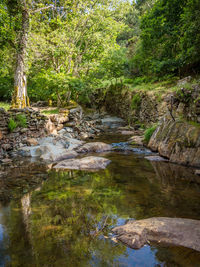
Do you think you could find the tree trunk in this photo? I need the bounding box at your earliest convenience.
[12,3,30,109]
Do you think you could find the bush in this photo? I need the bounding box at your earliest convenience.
[8,118,17,132]
[8,114,27,132]
[144,125,157,143]
[131,93,141,110]
[16,114,27,128]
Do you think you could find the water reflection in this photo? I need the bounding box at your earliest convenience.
[0,152,200,266]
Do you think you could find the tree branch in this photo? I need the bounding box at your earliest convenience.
[31,5,54,14]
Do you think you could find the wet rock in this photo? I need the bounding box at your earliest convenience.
[76,142,112,153]
[54,156,111,170]
[113,217,200,252]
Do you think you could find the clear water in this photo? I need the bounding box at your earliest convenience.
[0,135,200,267]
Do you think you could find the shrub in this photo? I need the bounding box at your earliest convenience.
[131,93,141,110]
[144,125,157,143]
[8,118,17,132]
[16,114,27,128]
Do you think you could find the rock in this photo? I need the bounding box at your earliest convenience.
[145,155,168,162]
[129,136,144,146]
[45,119,57,135]
[18,136,84,162]
[20,128,28,133]
[54,156,111,170]
[76,142,112,153]
[26,138,38,146]
[101,116,126,129]
[18,146,42,157]
[50,114,69,124]
[195,170,200,176]
[2,144,12,151]
[148,117,200,167]
[112,217,200,252]
[0,131,3,140]
[53,151,78,161]
[120,130,135,135]
[1,158,12,164]
[177,76,192,86]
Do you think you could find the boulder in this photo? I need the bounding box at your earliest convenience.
[112,217,200,252]
[148,117,200,167]
[76,142,112,153]
[54,156,111,170]
[19,136,83,161]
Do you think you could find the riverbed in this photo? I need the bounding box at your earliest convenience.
[0,134,200,266]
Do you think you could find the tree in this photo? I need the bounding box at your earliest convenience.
[6,0,55,108]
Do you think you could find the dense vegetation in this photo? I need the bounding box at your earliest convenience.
[0,0,199,106]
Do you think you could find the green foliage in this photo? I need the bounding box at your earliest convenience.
[16,114,27,128]
[8,114,27,131]
[131,93,141,110]
[144,125,157,143]
[8,118,17,132]
[0,101,10,110]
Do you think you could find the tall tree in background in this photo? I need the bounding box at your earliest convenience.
[6,0,54,108]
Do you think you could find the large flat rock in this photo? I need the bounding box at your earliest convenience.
[76,142,112,153]
[112,217,200,252]
[54,156,111,170]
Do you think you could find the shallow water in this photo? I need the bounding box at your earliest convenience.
[0,135,200,266]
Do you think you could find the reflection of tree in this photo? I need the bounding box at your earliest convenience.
[2,154,200,266]
[26,169,127,266]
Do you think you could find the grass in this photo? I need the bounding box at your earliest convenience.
[0,102,11,111]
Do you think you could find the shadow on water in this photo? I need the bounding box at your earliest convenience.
[0,137,200,266]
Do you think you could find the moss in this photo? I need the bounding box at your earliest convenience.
[144,125,157,143]
[42,108,59,115]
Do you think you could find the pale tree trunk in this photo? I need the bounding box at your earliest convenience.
[12,2,30,109]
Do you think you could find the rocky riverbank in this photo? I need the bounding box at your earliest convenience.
[94,77,200,167]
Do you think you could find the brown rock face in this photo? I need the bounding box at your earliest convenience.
[148,117,200,167]
[112,217,200,252]
[76,142,112,153]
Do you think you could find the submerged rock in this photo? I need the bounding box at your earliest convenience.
[113,217,200,252]
[76,142,112,153]
[54,156,111,170]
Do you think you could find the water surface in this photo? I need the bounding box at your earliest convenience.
[0,136,200,266]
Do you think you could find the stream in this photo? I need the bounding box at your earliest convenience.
[0,134,200,266]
